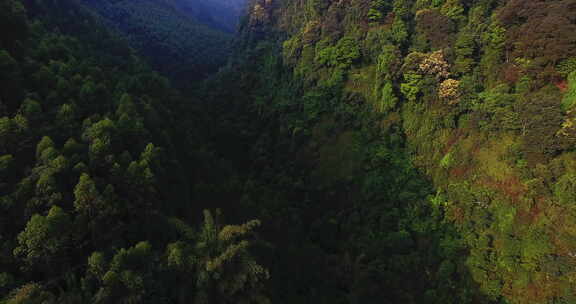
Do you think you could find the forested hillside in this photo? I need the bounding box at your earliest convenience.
[176,0,247,32]
[0,0,268,302]
[210,0,576,303]
[2,0,576,303]
[81,0,240,85]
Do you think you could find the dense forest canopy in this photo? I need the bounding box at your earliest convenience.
[2,0,576,303]
[81,0,247,86]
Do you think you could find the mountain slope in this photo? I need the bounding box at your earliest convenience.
[3,0,576,303]
[198,0,576,303]
[176,0,246,33]
[0,0,269,302]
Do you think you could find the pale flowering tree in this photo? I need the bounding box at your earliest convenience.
[438,79,461,105]
[419,51,451,80]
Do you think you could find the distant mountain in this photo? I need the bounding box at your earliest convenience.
[81,0,245,85]
[176,0,247,33]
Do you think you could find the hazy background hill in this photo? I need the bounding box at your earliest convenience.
[176,0,246,32]
[81,0,247,86]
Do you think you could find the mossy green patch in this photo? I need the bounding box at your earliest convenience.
[476,135,517,183]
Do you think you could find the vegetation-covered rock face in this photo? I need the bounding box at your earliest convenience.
[222,0,576,303]
[2,0,576,303]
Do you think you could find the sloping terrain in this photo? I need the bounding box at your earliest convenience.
[81,0,239,85]
[1,0,268,302]
[177,0,246,32]
[212,0,576,303]
[3,0,576,303]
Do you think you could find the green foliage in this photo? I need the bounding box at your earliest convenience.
[315,45,339,67]
[440,0,464,20]
[85,242,156,304]
[440,151,453,169]
[480,23,506,84]
[557,58,576,77]
[390,17,409,45]
[521,233,551,271]
[73,173,103,216]
[401,73,423,102]
[554,173,576,206]
[194,210,270,304]
[315,37,361,69]
[4,0,576,303]
[378,82,399,112]
[562,72,576,110]
[35,136,54,160]
[221,0,576,303]
[454,29,476,73]
[473,84,520,131]
[393,0,411,18]
[515,75,532,95]
[376,45,401,79]
[82,0,233,84]
[0,1,221,302]
[226,0,576,302]
[14,206,71,267]
[483,24,506,50]
[367,9,383,23]
[336,37,362,66]
[163,210,270,304]
[367,0,389,23]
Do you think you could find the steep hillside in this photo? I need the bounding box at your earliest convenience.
[3,0,576,303]
[0,0,269,302]
[199,0,576,303]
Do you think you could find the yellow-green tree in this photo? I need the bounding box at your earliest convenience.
[166,209,270,304]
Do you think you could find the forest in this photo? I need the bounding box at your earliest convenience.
[82,0,241,85]
[1,0,576,303]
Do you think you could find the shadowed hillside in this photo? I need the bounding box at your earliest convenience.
[178,0,247,32]
[81,0,247,86]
